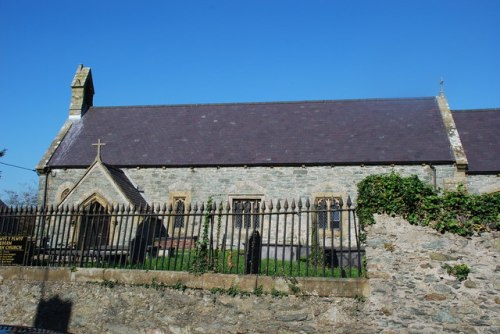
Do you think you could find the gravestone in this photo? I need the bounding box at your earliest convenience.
[129,216,168,265]
[245,230,261,274]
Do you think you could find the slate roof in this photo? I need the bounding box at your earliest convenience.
[105,164,148,206]
[47,97,455,167]
[453,109,500,174]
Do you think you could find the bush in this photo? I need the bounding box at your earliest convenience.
[357,172,500,236]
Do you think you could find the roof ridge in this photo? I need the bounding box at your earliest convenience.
[89,96,436,110]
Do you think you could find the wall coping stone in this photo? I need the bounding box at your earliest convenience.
[0,266,368,298]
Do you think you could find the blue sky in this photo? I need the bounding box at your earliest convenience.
[1,1,499,200]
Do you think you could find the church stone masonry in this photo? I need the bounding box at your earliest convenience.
[37,65,500,210]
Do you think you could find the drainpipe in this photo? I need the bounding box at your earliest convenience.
[430,165,437,191]
[42,167,50,208]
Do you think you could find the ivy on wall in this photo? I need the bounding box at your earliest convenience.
[191,197,212,274]
[356,173,500,236]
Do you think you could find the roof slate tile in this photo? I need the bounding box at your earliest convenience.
[453,109,500,174]
[47,97,455,167]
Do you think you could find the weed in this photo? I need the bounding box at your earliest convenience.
[210,287,226,295]
[271,288,287,298]
[226,285,240,297]
[253,285,264,296]
[289,283,301,295]
[354,294,366,303]
[443,263,470,281]
[173,281,187,291]
[101,280,116,288]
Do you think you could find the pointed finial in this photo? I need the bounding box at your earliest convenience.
[439,78,445,97]
[92,139,106,162]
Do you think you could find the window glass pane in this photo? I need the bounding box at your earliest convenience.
[174,199,185,228]
[331,202,340,229]
[233,199,260,229]
[317,199,328,229]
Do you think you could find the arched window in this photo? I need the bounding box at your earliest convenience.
[174,199,185,228]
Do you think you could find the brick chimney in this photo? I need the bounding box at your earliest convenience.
[69,64,94,119]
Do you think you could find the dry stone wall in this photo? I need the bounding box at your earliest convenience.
[0,214,498,334]
[364,215,499,334]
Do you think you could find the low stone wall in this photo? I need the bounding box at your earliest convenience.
[0,267,368,298]
[364,215,499,333]
[0,214,498,334]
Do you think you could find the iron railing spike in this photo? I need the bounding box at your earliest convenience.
[253,203,259,213]
[347,195,352,208]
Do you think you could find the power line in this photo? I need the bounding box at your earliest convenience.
[0,161,37,173]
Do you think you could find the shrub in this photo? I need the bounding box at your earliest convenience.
[357,172,500,236]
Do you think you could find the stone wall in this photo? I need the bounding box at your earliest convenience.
[42,164,456,206]
[467,174,500,194]
[364,215,499,333]
[0,214,498,333]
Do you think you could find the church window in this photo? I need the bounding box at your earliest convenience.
[233,199,260,229]
[316,197,341,230]
[173,198,186,228]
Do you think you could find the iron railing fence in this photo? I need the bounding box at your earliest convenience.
[0,197,364,278]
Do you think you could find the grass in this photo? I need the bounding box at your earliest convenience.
[53,249,363,278]
[140,249,362,278]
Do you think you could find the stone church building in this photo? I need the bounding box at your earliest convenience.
[37,65,500,213]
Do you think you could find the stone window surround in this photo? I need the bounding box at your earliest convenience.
[228,194,264,231]
[311,191,348,236]
[167,191,192,232]
[232,198,261,229]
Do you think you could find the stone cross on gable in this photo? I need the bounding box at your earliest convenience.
[92,139,106,161]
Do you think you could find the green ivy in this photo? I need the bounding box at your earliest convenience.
[309,203,325,268]
[356,172,499,236]
[190,197,213,274]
